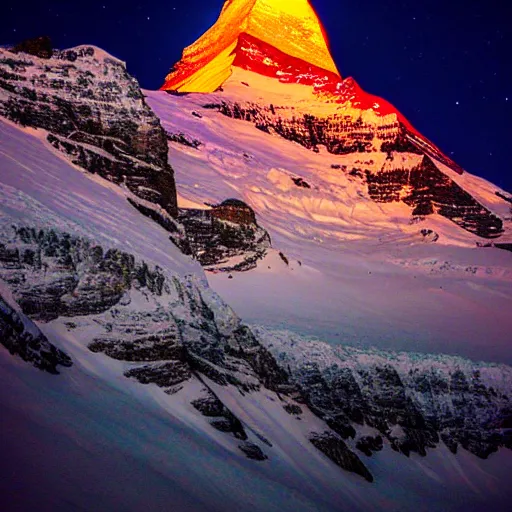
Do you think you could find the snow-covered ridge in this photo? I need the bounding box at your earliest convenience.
[255,325,512,459]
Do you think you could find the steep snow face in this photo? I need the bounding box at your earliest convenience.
[0,119,192,274]
[146,86,512,364]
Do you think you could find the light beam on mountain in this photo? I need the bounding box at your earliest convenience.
[161,0,339,93]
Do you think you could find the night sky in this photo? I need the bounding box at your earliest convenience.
[2,1,510,192]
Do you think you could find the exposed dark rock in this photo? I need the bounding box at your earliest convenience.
[420,229,439,242]
[212,199,257,225]
[126,198,191,254]
[238,441,268,460]
[89,329,185,362]
[0,294,72,374]
[12,36,53,59]
[265,335,512,461]
[178,203,271,272]
[0,227,167,321]
[496,191,512,204]
[278,252,289,266]
[125,361,191,389]
[205,100,505,238]
[292,177,311,189]
[0,45,178,217]
[495,244,512,253]
[356,435,384,456]
[166,131,202,149]
[310,431,373,482]
[283,403,303,415]
[366,156,503,238]
[192,389,248,440]
[0,226,287,401]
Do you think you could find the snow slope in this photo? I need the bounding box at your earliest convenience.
[2,111,512,511]
[145,82,512,364]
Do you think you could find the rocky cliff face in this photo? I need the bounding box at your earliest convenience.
[0,223,307,464]
[201,100,504,238]
[256,327,512,461]
[0,42,177,216]
[0,292,72,374]
[2,217,512,481]
[178,199,271,272]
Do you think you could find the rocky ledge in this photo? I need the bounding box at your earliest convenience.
[178,199,271,272]
[0,293,72,374]
[0,38,177,217]
[256,327,512,461]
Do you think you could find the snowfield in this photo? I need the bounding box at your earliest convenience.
[0,58,511,511]
[145,75,512,365]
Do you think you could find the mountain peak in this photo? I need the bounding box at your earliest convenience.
[161,0,339,92]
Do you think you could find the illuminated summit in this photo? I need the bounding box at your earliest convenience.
[161,0,339,92]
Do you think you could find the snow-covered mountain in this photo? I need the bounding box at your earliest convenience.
[0,2,511,509]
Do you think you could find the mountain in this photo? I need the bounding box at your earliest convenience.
[162,0,510,240]
[0,10,511,512]
[161,0,339,93]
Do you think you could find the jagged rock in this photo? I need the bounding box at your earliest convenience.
[89,329,185,362]
[0,227,167,321]
[125,361,191,388]
[12,36,53,59]
[0,294,71,374]
[204,100,503,238]
[291,177,311,189]
[356,435,384,456]
[166,131,202,149]
[178,202,271,272]
[192,389,248,440]
[310,431,373,482]
[0,45,178,217]
[238,441,268,460]
[283,403,303,415]
[212,199,257,225]
[278,252,289,266]
[258,329,512,461]
[366,156,503,238]
[420,229,439,242]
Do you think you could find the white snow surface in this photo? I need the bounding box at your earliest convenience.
[1,80,512,511]
[145,78,512,365]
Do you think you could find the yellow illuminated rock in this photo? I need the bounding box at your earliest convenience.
[162,0,340,92]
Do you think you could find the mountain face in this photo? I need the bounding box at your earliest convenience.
[161,0,338,93]
[161,0,510,240]
[0,43,178,217]
[1,10,512,512]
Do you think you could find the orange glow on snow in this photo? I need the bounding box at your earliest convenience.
[161,0,339,92]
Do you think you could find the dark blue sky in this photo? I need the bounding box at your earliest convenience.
[2,1,510,191]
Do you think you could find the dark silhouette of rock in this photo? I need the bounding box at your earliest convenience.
[310,431,373,482]
[178,202,271,272]
[0,294,72,374]
[12,36,53,59]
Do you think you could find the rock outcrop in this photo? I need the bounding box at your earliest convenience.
[202,101,503,238]
[0,293,72,374]
[256,328,512,461]
[310,431,374,482]
[0,44,178,217]
[178,199,271,271]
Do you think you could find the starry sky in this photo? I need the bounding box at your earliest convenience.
[2,0,510,191]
